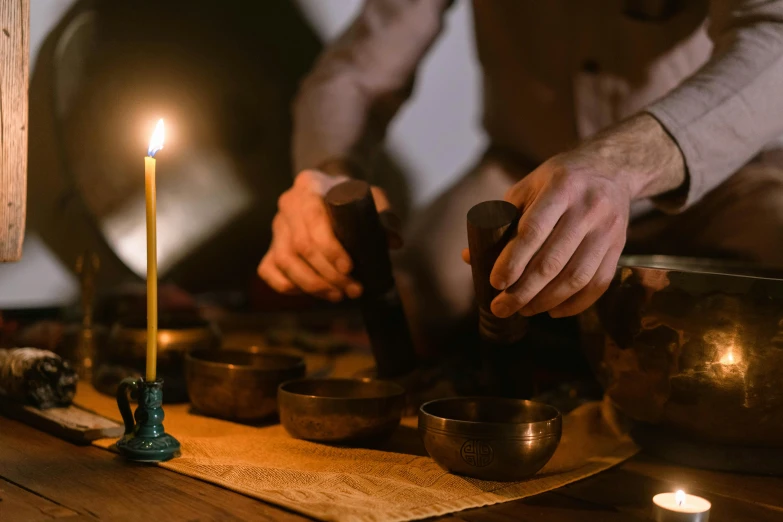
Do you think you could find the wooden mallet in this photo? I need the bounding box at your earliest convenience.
[325,180,417,379]
[466,200,528,345]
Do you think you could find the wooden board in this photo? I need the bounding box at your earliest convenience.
[2,413,783,522]
[0,416,311,521]
[0,477,82,521]
[0,397,123,444]
[0,0,29,261]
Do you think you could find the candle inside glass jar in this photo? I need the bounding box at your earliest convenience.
[653,490,711,521]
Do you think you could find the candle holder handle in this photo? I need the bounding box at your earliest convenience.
[115,377,180,462]
[116,377,138,434]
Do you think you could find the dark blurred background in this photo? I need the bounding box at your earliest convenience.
[0,0,592,404]
[1,0,484,311]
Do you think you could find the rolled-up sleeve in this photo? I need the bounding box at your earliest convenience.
[646,0,783,211]
[292,0,451,175]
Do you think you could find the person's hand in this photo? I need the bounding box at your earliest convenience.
[462,114,685,318]
[258,169,400,301]
[488,153,631,319]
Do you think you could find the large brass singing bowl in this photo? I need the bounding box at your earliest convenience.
[580,256,783,448]
[418,398,561,481]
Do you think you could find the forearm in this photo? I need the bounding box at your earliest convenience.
[644,0,783,209]
[292,0,450,176]
[292,74,376,177]
[574,113,686,201]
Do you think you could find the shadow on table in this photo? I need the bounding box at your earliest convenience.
[372,425,428,457]
[181,406,429,457]
[186,405,282,428]
[301,425,428,457]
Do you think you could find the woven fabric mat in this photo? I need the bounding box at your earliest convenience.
[75,384,637,522]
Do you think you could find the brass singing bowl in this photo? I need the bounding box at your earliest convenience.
[418,397,561,481]
[278,378,405,443]
[580,255,783,447]
[185,349,305,422]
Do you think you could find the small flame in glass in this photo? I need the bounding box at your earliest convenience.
[719,346,737,365]
[676,490,686,507]
[147,119,165,157]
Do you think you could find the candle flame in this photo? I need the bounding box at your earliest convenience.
[676,490,686,507]
[719,345,738,365]
[147,119,165,157]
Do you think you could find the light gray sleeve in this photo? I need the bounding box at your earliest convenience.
[292,0,451,176]
[646,0,783,211]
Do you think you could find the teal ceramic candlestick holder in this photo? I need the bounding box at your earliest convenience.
[115,377,180,462]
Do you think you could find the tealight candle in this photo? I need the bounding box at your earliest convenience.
[653,490,711,522]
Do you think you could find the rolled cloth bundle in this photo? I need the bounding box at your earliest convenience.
[0,348,78,408]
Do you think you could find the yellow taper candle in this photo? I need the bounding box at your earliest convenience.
[145,119,165,381]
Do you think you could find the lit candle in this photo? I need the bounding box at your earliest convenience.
[145,119,165,382]
[719,344,738,365]
[653,490,711,522]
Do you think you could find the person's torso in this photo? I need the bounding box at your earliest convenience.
[472,0,711,163]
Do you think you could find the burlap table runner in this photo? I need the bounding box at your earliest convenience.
[75,384,637,522]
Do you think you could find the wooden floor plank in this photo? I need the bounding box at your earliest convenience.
[4,411,783,522]
[558,463,783,522]
[0,416,312,522]
[434,490,648,522]
[0,476,86,521]
[623,454,783,509]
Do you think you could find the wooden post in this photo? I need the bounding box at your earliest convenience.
[325,180,417,379]
[0,0,29,262]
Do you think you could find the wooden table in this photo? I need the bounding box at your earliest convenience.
[2,415,782,522]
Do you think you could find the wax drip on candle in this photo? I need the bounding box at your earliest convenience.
[676,490,686,507]
[148,119,165,157]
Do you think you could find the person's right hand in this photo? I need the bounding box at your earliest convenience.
[258,169,398,302]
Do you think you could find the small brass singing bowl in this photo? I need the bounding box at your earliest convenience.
[278,378,406,444]
[185,349,305,422]
[418,397,562,481]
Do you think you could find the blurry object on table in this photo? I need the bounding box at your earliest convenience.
[7,318,64,352]
[219,307,366,356]
[92,282,197,326]
[93,313,219,403]
[6,280,220,404]
[218,309,367,381]
[581,255,783,473]
[530,379,603,415]
[0,348,78,408]
[70,251,99,380]
[11,280,198,366]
